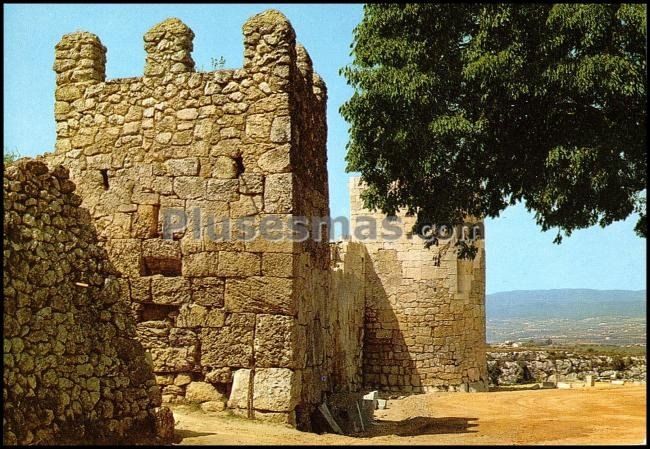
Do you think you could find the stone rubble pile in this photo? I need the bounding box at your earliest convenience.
[487,350,646,386]
[3,159,173,445]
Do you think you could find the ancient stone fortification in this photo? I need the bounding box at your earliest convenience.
[349,178,488,392]
[3,160,172,445]
[46,10,336,427]
[42,8,487,430]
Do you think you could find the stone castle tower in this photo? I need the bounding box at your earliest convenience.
[349,179,488,392]
[45,9,487,429]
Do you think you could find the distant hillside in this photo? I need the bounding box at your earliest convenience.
[487,289,646,320]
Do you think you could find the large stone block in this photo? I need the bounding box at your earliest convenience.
[106,239,142,278]
[166,158,199,176]
[173,176,206,199]
[264,173,292,213]
[254,314,297,368]
[217,251,261,276]
[227,368,251,409]
[181,252,219,277]
[262,253,293,277]
[190,277,225,307]
[177,304,225,328]
[245,113,272,139]
[199,313,255,368]
[257,146,291,173]
[151,275,191,305]
[207,178,239,201]
[130,277,152,303]
[253,368,300,413]
[224,276,294,314]
[185,381,227,403]
[150,347,198,373]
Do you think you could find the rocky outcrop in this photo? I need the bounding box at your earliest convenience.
[487,350,646,386]
[3,159,173,445]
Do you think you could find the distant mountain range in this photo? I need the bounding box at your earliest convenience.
[487,289,647,320]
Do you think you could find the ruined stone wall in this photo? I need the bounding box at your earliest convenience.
[349,177,488,393]
[3,160,172,445]
[487,350,647,386]
[328,241,366,392]
[45,10,333,427]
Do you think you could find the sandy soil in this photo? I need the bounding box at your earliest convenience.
[171,383,646,445]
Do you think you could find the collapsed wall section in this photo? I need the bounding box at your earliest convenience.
[349,177,488,392]
[3,159,172,445]
[45,10,334,427]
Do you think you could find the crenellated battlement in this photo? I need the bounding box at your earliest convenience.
[54,10,317,93]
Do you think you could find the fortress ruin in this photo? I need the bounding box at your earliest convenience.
[20,8,487,433]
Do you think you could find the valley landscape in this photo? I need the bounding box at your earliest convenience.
[487,289,646,347]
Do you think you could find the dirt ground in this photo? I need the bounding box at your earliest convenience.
[171,383,646,445]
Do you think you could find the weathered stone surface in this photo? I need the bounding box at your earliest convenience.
[253,368,300,412]
[166,158,199,176]
[262,253,293,277]
[3,160,172,444]
[200,401,227,412]
[270,116,291,143]
[177,304,225,328]
[185,381,227,403]
[258,147,291,173]
[239,174,264,194]
[205,367,232,384]
[254,314,296,368]
[199,314,255,368]
[151,276,191,305]
[213,156,239,179]
[173,176,206,199]
[182,252,219,277]
[217,251,261,276]
[227,369,251,409]
[190,277,225,307]
[207,179,239,201]
[224,277,294,314]
[264,173,292,213]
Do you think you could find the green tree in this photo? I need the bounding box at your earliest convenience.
[3,148,20,167]
[341,4,647,250]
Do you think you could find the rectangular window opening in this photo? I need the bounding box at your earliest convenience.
[141,256,182,277]
[100,169,109,190]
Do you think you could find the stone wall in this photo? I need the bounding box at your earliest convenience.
[349,177,489,393]
[45,10,334,428]
[328,241,367,392]
[40,7,491,432]
[3,159,172,445]
[487,350,647,386]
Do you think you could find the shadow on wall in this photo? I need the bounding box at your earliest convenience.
[362,246,423,391]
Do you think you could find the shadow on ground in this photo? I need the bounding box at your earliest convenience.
[489,384,548,392]
[174,429,218,442]
[360,416,479,438]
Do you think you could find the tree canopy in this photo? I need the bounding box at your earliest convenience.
[341,4,647,246]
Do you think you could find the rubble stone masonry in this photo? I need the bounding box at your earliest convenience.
[45,10,335,428]
[3,160,173,445]
[38,8,488,432]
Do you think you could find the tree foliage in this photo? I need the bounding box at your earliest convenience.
[3,148,20,167]
[341,4,647,244]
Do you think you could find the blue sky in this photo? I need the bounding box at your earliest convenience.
[4,4,646,294]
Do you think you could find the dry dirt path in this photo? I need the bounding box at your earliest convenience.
[171,383,646,445]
